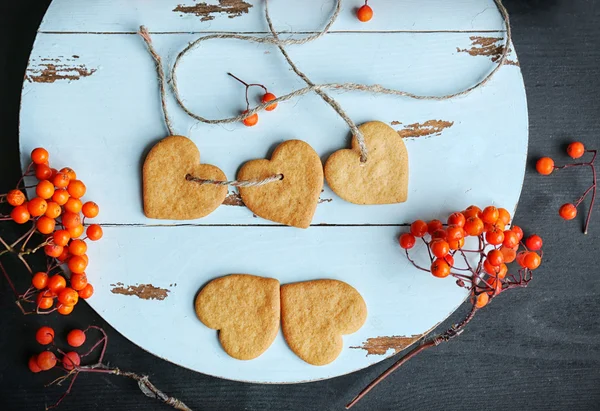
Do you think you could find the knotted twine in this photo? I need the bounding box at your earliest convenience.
[141,0,511,185]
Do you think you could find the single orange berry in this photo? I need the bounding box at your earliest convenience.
[511,225,524,240]
[566,141,585,159]
[502,230,519,248]
[47,275,67,294]
[431,228,447,241]
[67,180,86,199]
[45,201,62,219]
[81,254,89,265]
[27,197,48,217]
[536,157,554,175]
[68,224,85,238]
[53,172,70,189]
[525,234,543,251]
[430,239,450,258]
[447,212,466,228]
[410,220,428,237]
[431,259,451,278]
[62,352,81,371]
[446,226,464,241]
[7,189,25,206]
[399,233,416,249]
[81,201,99,218]
[10,205,30,224]
[35,180,55,200]
[59,167,77,180]
[262,92,277,111]
[36,351,57,371]
[70,273,88,291]
[483,258,499,275]
[472,293,489,308]
[481,206,499,224]
[516,251,528,268]
[559,203,577,220]
[485,226,505,246]
[67,329,86,347]
[36,216,56,234]
[68,255,88,274]
[64,197,83,214]
[523,252,542,270]
[444,254,454,267]
[35,164,53,180]
[62,211,81,229]
[36,292,54,310]
[464,216,484,236]
[463,205,482,219]
[487,249,504,266]
[426,219,442,235]
[28,356,42,373]
[86,224,103,241]
[356,3,373,22]
[242,110,258,127]
[57,247,71,262]
[497,208,511,225]
[69,239,87,256]
[448,238,464,250]
[44,244,64,258]
[51,188,70,205]
[78,284,94,299]
[497,263,508,280]
[53,230,71,247]
[58,287,79,306]
[32,272,49,290]
[57,303,74,315]
[31,147,49,165]
[500,245,517,263]
[35,326,55,345]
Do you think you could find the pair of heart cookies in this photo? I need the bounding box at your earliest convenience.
[195,275,367,366]
[143,121,409,228]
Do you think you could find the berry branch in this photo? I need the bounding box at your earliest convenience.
[347,205,541,408]
[227,72,277,127]
[536,142,597,234]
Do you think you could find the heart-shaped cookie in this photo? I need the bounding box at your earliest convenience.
[237,140,323,228]
[324,121,409,205]
[143,135,227,219]
[195,274,281,360]
[281,279,367,366]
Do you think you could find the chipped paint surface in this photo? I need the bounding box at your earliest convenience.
[110,282,170,301]
[395,119,454,139]
[457,36,519,66]
[351,335,421,356]
[26,56,96,83]
[173,0,252,22]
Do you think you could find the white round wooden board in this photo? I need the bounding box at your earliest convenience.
[20,0,528,383]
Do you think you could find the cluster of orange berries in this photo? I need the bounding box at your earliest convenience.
[29,326,86,373]
[399,206,543,308]
[5,148,103,314]
[356,1,373,22]
[536,141,596,233]
[227,72,277,127]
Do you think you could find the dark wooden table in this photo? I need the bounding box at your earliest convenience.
[1,1,599,410]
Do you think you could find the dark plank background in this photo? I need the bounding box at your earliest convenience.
[1,1,599,410]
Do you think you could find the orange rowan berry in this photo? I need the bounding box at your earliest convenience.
[62,352,81,371]
[78,284,94,299]
[463,205,482,219]
[431,259,451,278]
[58,287,79,306]
[444,254,455,267]
[487,249,504,266]
[51,188,70,205]
[44,201,62,219]
[36,292,54,310]
[497,208,511,225]
[70,274,88,291]
[81,254,89,265]
[7,189,25,206]
[47,275,67,294]
[27,197,48,217]
[53,230,71,247]
[523,252,541,270]
[59,167,77,180]
[36,216,56,234]
[516,251,528,268]
[447,212,466,228]
[31,148,49,165]
[53,172,70,188]
[464,216,484,236]
[500,245,517,263]
[356,2,373,22]
[497,263,508,279]
[86,224,103,241]
[10,205,30,224]
[262,92,277,111]
[68,255,87,274]
[28,356,42,373]
[35,326,55,345]
[44,244,64,258]
[448,238,464,250]
[62,211,81,229]
[32,272,48,290]
[410,220,428,237]
[511,225,524,241]
[69,239,87,256]
[36,351,57,371]
[472,293,489,308]
[431,228,447,241]
[566,141,585,159]
[57,247,71,262]
[67,180,86,199]
[82,201,99,218]
[67,329,86,347]
[483,258,499,275]
[559,203,577,220]
[399,233,416,249]
[430,239,450,258]
[446,226,464,241]
[485,226,504,246]
[481,206,499,224]
[35,180,55,200]
[65,197,82,214]
[242,110,258,127]
[427,219,443,235]
[536,157,554,175]
[525,234,543,251]
[35,164,53,180]
[68,224,85,238]
[57,303,74,315]
[502,230,519,248]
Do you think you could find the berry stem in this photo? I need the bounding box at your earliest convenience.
[0,261,20,298]
[227,72,268,110]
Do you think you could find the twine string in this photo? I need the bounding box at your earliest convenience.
[185,173,283,188]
